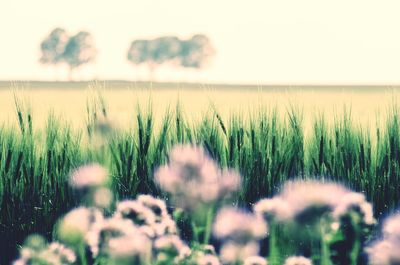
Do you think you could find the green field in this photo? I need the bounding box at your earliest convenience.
[2,82,400,264]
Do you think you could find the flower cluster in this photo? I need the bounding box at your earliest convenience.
[14,145,391,265]
[69,163,113,208]
[254,180,374,226]
[213,207,268,263]
[284,256,313,265]
[155,145,241,210]
[50,195,188,265]
[367,214,400,264]
[14,236,76,265]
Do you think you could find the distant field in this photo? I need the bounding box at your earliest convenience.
[1,81,399,131]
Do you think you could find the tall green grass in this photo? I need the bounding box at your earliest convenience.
[1,99,400,263]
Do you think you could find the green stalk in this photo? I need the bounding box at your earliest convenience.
[79,243,88,265]
[203,206,215,245]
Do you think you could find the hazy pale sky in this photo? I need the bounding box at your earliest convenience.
[1,0,400,84]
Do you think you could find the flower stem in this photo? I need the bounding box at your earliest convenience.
[79,243,88,265]
[203,206,214,245]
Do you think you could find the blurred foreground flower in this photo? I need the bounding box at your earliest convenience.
[57,207,103,246]
[284,256,313,265]
[213,207,267,263]
[367,214,400,265]
[244,256,268,265]
[254,180,374,226]
[254,180,374,264]
[70,163,108,189]
[13,235,76,265]
[69,163,113,208]
[154,235,191,264]
[86,217,140,257]
[155,145,241,210]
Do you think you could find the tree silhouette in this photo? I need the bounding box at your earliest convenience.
[63,31,97,80]
[179,34,215,69]
[39,28,97,80]
[39,28,69,66]
[127,36,181,79]
[127,34,214,80]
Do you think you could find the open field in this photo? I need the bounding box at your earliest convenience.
[2,82,400,264]
[1,81,400,130]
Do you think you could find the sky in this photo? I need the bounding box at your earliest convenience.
[1,0,400,84]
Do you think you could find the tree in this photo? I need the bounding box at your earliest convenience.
[63,31,97,80]
[39,28,69,66]
[127,36,181,79]
[179,34,215,69]
[39,28,97,80]
[127,34,215,80]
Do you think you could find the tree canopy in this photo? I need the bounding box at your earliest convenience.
[127,34,215,78]
[39,28,97,79]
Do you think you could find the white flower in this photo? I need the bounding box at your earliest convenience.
[114,200,157,226]
[266,180,375,225]
[279,181,349,220]
[154,235,191,262]
[86,217,139,257]
[284,256,313,265]
[13,242,76,265]
[107,234,152,262]
[220,241,260,263]
[253,197,291,221]
[93,187,113,208]
[333,192,375,225]
[197,254,221,265]
[69,163,108,189]
[58,207,103,244]
[152,215,178,237]
[367,213,400,264]
[137,194,169,219]
[213,207,267,243]
[383,214,400,240]
[244,256,268,265]
[155,145,241,209]
[47,242,76,263]
[366,240,394,265]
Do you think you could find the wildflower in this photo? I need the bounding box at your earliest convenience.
[279,181,349,222]
[197,254,221,265]
[57,207,103,245]
[47,242,76,264]
[69,163,108,189]
[244,256,268,265]
[284,256,313,265]
[93,187,113,208]
[114,200,157,226]
[153,215,178,237]
[220,241,260,264]
[13,241,76,265]
[383,214,400,240]
[253,197,291,221]
[203,245,217,255]
[86,217,139,257]
[366,213,400,264]
[107,234,152,263]
[332,192,375,225]
[367,239,400,265]
[155,145,241,210]
[137,194,169,219]
[154,235,191,263]
[213,207,267,243]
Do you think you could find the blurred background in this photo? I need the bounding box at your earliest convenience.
[2,0,400,84]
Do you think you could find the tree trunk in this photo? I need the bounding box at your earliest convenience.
[68,66,73,81]
[148,62,156,82]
